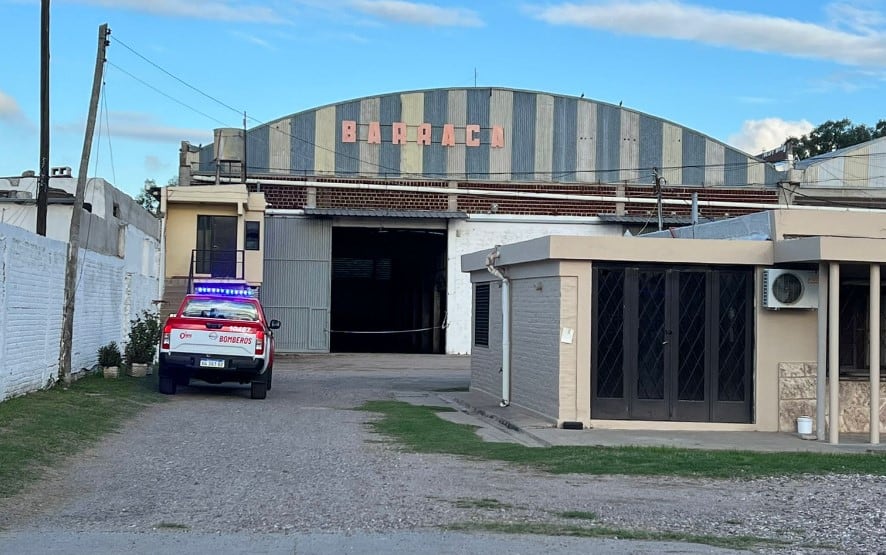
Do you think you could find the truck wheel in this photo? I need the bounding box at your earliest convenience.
[159,376,177,395]
[250,379,267,400]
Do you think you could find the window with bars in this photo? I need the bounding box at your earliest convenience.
[474,283,490,347]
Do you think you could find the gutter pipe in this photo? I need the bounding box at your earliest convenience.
[485,247,510,407]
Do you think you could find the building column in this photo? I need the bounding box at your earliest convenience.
[829,262,841,444]
[870,263,881,445]
[816,262,829,441]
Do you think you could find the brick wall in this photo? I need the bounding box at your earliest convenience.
[252,177,777,218]
[470,279,502,399]
[510,277,561,419]
[0,223,159,401]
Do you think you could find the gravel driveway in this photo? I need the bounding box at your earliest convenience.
[0,354,883,554]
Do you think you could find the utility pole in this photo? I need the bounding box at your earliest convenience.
[242,111,247,184]
[57,24,110,384]
[37,0,50,236]
[653,167,665,232]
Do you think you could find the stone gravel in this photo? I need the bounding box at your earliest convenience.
[1,354,884,554]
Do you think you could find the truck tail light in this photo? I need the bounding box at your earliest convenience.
[255,330,265,355]
[162,324,171,350]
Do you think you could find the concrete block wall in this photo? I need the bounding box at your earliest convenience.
[0,222,159,401]
[510,276,561,419]
[470,279,502,399]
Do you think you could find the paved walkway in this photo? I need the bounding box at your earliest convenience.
[436,390,886,454]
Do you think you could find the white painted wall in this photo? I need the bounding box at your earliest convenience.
[445,216,623,354]
[0,221,159,401]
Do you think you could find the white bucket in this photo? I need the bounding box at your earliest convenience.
[797,416,813,435]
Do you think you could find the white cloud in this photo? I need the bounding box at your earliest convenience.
[350,0,483,27]
[0,90,32,129]
[727,118,814,155]
[68,0,286,23]
[230,31,276,50]
[55,112,212,143]
[531,1,886,66]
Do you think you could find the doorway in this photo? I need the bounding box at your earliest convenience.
[592,265,754,423]
[196,215,238,277]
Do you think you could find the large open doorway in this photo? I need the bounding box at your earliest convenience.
[591,264,754,423]
[331,227,446,353]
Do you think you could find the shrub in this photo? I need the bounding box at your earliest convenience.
[125,311,161,364]
[97,342,123,367]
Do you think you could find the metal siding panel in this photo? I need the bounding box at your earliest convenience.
[704,140,725,186]
[845,145,869,186]
[802,165,818,187]
[511,91,536,180]
[682,130,705,185]
[335,101,361,177]
[262,216,332,352]
[747,160,765,185]
[662,123,682,185]
[268,118,291,174]
[291,112,315,176]
[552,96,577,181]
[596,103,620,183]
[314,106,336,176]
[400,92,424,177]
[724,148,748,186]
[489,89,513,181]
[619,110,640,182]
[534,94,554,181]
[247,125,269,175]
[466,89,490,180]
[637,115,661,185]
[870,141,886,187]
[379,94,402,177]
[446,89,467,179]
[359,97,381,177]
[576,100,596,183]
[423,90,449,178]
[199,144,215,173]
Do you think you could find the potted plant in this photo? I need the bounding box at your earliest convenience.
[97,341,123,378]
[125,310,161,377]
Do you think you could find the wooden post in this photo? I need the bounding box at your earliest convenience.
[57,24,110,383]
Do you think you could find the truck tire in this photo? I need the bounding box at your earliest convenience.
[159,376,177,395]
[250,379,267,400]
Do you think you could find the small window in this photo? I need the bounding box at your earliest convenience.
[244,221,260,250]
[112,202,121,218]
[474,283,490,347]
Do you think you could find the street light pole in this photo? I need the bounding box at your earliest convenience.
[653,167,665,232]
[37,0,50,236]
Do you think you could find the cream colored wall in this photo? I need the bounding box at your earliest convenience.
[770,210,886,240]
[243,207,264,285]
[165,204,240,278]
[558,261,591,424]
[754,267,819,431]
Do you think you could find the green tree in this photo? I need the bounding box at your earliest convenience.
[136,179,160,216]
[789,118,886,160]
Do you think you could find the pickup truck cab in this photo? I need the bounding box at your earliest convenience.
[158,293,281,399]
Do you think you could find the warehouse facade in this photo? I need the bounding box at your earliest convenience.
[174,87,783,354]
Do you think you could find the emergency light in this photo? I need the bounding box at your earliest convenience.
[194,285,256,297]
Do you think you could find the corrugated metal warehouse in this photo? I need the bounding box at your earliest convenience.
[178,87,785,355]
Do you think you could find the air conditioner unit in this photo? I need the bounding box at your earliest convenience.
[762,269,819,310]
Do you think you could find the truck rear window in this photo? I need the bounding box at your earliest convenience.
[181,299,259,321]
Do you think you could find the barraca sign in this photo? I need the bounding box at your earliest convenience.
[341,121,505,148]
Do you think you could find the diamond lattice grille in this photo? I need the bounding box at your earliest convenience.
[595,269,625,398]
[718,272,749,402]
[678,272,707,401]
[637,271,665,400]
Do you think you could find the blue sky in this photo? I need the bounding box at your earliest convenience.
[2,0,885,197]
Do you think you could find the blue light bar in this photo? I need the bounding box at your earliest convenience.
[194,285,256,297]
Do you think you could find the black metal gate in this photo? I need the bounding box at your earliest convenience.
[591,265,753,423]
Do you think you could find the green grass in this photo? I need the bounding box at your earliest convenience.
[445,521,786,551]
[557,510,598,521]
[0,372,164,498]
[359,400,886,478]
[453,497,513,509]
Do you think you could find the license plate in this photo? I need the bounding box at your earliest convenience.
[200,358,225,368]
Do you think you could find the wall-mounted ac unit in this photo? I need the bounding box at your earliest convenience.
[762,269,819,310]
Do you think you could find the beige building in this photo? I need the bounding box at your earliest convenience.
[159,184,267,317]
[463,209,886,444]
